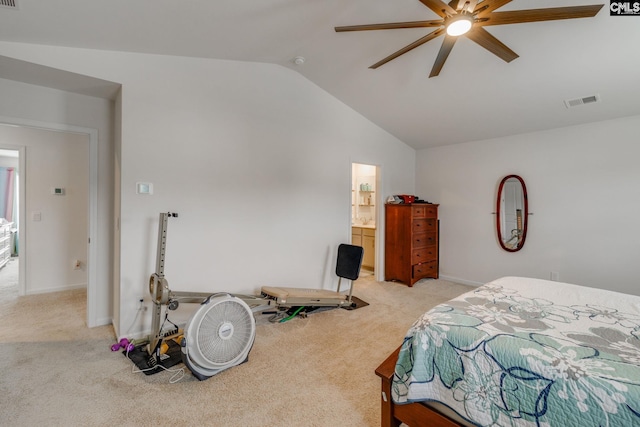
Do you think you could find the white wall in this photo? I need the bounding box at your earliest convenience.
[416,115,640,295]
[0,77,114,324]
[0,42,416,337]
[0,125,89,292]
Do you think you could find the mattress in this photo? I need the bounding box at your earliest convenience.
[392,276,640,426]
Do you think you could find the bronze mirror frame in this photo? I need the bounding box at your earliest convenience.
[496,175,528,252]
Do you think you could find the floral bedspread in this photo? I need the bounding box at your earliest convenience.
[392,276,640,427]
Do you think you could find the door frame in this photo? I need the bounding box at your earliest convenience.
[0,115,98,327]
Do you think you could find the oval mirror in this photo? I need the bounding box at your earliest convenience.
[496,175,528,252]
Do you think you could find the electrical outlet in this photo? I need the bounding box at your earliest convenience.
[550,271,560,281]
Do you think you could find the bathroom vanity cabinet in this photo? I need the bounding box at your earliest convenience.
[351,226,375,270]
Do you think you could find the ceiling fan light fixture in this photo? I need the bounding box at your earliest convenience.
[446,14,473,36]
[336,1,604,76]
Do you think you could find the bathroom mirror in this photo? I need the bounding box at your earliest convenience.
[496,175,528,252]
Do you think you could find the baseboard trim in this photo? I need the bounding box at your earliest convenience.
[25,283,87,295]
[95,317,112,327]
[439,275,483,287]
[124,330,152,341]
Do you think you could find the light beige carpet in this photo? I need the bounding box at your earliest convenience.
[0,257,18,292]
[0,276,472,426]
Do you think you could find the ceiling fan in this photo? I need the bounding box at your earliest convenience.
[335,0,604,77]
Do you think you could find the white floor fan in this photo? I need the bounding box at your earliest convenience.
[181,293,256,380]
[141,212,364,380]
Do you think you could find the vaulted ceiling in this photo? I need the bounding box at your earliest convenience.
[0,0,638,149]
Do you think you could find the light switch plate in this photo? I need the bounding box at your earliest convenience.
[136,182,153,195]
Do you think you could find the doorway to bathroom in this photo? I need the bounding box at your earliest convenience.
[351,163,378,277]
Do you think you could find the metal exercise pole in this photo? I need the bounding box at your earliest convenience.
[149,212,171,358]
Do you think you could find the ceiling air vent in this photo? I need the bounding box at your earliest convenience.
[0,0,18,9]
[564,94,600,109]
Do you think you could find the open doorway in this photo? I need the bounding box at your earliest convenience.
[0,121,97,327]
[351,163,379,277]
[0,148,19,295]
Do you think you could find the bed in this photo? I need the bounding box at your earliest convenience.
[375,276,640,427]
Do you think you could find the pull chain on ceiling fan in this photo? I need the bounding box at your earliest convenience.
[335,0,604,77]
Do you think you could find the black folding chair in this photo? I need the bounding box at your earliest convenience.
[335,243,364,304]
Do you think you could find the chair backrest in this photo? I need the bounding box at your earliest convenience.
[336,243,364,280]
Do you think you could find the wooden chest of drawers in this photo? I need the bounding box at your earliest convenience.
[385,203,438,286]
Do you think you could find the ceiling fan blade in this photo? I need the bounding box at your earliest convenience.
[335,20,443,32]
[465,26,519,62]
[429,35,458,77]
[370,28,446,69]
[418,0,457,18]
[478,5,604,26]
[474,0,513,16]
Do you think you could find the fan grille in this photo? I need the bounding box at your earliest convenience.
[0,0,18,9]
[196,300,254,365]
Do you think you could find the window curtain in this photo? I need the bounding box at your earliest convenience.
[0,167,15,222]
